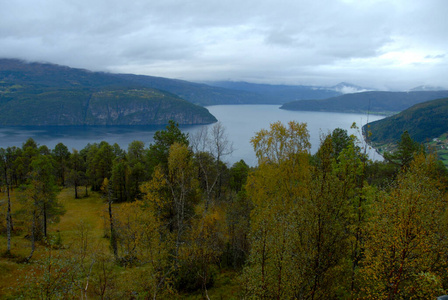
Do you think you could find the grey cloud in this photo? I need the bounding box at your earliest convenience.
[1,0,447,90]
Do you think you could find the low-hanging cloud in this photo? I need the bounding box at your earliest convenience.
[1,0,447,90]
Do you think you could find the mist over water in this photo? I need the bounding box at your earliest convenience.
[0,105,384,166]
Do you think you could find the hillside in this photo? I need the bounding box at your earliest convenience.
[365,97,448,145]
[0,59,347,107]
[0,84,216,126]
[0,59,217,125]
[113,74,270,105]
[0,59,269,106]
[280,91,448,114]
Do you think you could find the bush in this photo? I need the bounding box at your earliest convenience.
[174,260,218,293]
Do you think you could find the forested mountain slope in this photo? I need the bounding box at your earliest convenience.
[280,90,448,114]
[0,59,266,106]
[0,59,346,107]
[365,97,448,144]
[0,59,216,125]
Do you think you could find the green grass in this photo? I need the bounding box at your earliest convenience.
[53,188,106,241]
[0,187,242,298]
[0,187,108,298]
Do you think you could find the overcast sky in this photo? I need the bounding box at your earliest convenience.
[1,0,447,90]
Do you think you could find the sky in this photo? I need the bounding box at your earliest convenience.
[1,0,447,90]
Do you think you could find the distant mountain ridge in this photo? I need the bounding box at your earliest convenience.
[202,81,342,102]
[280,90,448,114]
[0,58,350,107]
[112,74,269,105]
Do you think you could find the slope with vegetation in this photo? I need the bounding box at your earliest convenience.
[0,59,217,125]
[0,84,217,126]
[280,90,448,114]
[1,120,448,299]
[1,58,343,109]
[365,97,448,166]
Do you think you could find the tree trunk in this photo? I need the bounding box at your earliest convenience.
[43,202,47,238]
[74,181,79,199]
[26,209,37,262]
[6,182,12,254]
[108,195,118,259]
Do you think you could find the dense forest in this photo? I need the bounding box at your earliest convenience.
[1,120,448,299]
[366,97,448,144]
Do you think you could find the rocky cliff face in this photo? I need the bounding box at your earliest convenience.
[84,90,216,125]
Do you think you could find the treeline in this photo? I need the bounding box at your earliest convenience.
[1,120,448,299]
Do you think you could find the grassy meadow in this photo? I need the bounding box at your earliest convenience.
[0,187,240,299]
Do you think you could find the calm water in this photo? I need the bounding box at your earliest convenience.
[0,105,384,166]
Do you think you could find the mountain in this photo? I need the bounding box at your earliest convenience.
[112,74,269,105]
[203,81,342,103]
[364,97,448,145]
[0,59,216,126]
[0,58,127,88]
[280,91,448,114]
[0,58,275,106]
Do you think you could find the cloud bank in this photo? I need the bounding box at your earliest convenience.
[1,0,447,90]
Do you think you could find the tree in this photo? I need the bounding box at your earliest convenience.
[100,178,118,260]
[14,138,39,184]
[113,200,173,297]
[141,142,199,264]
[242,121,312,299]
[127,140,147,200]
[304,133,361,298]
[251,121,311,165]
[147,120,189,176]
[384,130,424,169]
[229,159,250,193]
[360,153,448,299]
[110,157,129,203]
[177,206,227,297]
[67,149,87,199]
[243,122,369,298]
[190,122,234,209]
[319,129,371,294]
[23,154,64,261]
[86,142,115,191]
[330,128,351,159]
[0,148,13,254]
[52,143,70,186]
[167,142,199,259]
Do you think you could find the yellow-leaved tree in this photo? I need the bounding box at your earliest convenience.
[242,123,373,298]
[242,121,312,299]
[360,153,448,299]
[113,200,172,298]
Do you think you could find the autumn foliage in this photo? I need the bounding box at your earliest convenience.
[1,121,448,299]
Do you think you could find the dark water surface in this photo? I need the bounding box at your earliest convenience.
[0,105,384,166]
